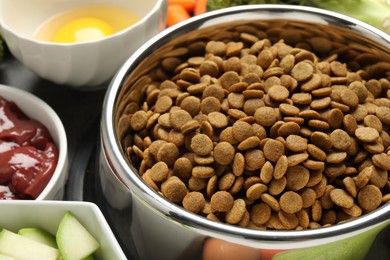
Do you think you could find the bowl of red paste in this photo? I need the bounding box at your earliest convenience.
[0,84,68,200]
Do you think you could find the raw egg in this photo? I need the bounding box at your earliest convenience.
[34,4,139,43]
[52,17,113,43]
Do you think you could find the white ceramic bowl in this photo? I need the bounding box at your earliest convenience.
[0,200,127,259]
[0,0,167,89]
[0,84,68,200]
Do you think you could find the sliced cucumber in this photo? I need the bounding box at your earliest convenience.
[0,229,60,260]
[18,227,58,248]
[56,212,100,260]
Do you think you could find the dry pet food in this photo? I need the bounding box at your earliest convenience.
[117,20,390,230]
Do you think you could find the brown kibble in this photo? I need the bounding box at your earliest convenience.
[246,183,268,201]
[232,152,245,176]
[192,166,215,178]
[250,203,271,225]
[369,167,388,188]
[173,157,193,179]
[301,73,322,92]
[339,88,359,108]
[342,203,362,217]
[201,96,221,114]
[268,85,290,101]
[355,165,374,189]
[308,119,330,131]
[343,114,358,136]
[355,127,379,143]
[287,153,309,167]
[210,191,234,212]
[269,177,287,196]
[182,192,206,213]
[307,144,327,161]
[170,109,192,130]
[297,210,310,229]
[199,60,219,77]
[327,108,344,129]
[206,176,218,197]
[203,84,225,101]
[330,189,354,208]
[326,152,347,164]
[260,161,274,184]
[254,106,279,126]
[181,120,200,134]
[237,136,261,151]
[191,134,214,156]
[278,211,299,230]
[311,199,323,222]
[311,97,331,110]
[363,115,383,133]
[245,149,266,170]
[306,170,323,187]
[291,93,312,105]
[150,161,169,182]
[372,153,390,170]
[206,41,227,56]
[277,122,301,137]
[220,71,240,89]
[285,165,310,191]
[161,176,188,203]
[218,172,235,191]
[260,193,280,212]
[263,139,285,162]
[214,142,235,165]
[155,96,173,113]
[311,131,333,151]
[119,29,390,231]
[130,111,148,132]
[181,96,201,117]
[280,191,303,214]
[348,81,368,103]
[330,129,351,151]
[226,199,247,224]
[157,143,179,167]
[279,103,300,116]
[232,121,254,142]
[208,111,228,128]
[298,188,317,208]
[291,61,314,82]
[358,185,382,211]
[274,155,288,180]
[376,106,390,125]
[227,92,245,109]
[286,135,308,152]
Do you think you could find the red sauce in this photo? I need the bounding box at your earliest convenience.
[0,96,59,199]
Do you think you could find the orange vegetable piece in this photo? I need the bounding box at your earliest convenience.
[166,4,191,27]
[194,0,208,16]
[168,0,196,13]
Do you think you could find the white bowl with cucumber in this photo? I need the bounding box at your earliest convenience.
[0,200,126,260]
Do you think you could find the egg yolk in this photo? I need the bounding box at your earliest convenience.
[53,17,113,43]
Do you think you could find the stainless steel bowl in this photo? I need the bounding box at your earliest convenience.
[99,5,390,260]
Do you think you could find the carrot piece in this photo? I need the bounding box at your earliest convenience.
[166,4,191,27]
[194,0,207,16]
[168,0,196,13]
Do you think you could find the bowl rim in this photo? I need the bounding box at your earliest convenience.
[0,0,166,46]
[102,4,390,246]
[0,84,68,200]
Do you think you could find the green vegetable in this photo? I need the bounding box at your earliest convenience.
[298,0,390,34]
[207,0,390,33]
